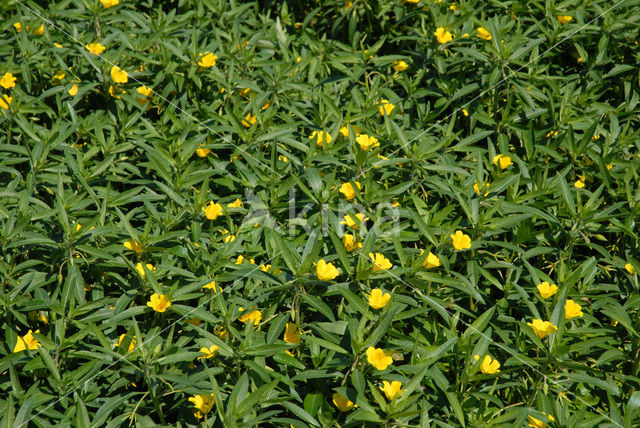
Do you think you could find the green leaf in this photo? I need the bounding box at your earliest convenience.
[303,393,323,417]
[365,304,406,348]
[459,307,495,349]
[557,171,577,217]
[281,401,320,426]
[14,396,34,428]
[600,302,639,337]
[299,294,335,322]
[37,347,61,383]
[302,335,348,354]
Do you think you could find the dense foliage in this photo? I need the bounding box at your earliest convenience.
[1,0,640,426]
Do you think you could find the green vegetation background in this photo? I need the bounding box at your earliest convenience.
[1,0,640,426]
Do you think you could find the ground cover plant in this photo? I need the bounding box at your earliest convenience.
[1,0,640,426]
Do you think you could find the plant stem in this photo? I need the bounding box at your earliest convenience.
[145,371,167,425]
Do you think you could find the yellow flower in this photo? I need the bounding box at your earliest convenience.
[0,94,12,110]
[0,73,17,89]
[606,163,612,170]
[279,154,289,162]
[203,280,222,293]
[528,413,555,428]
[528,416,544,428]
[227,198,243,208]
[422,251,441,268]
[564,299,583,319]
[479,355,500,374]
[53,71,66,81]
[370,253,392,271]
[368,288,391,309]
[235,255,255,265]
[339,124,362,137]
[100,0,120,8]
[434,27,453,44]
[14,330,40,353]
[342,233,362,251]
[110,66,128,83]
[527,319,558,339]
[380,381,404,400]
[14,22,22,32]
[147,293,171,312]
[284,323,301,344]
[309,130,332,147]
[462,108,469,116]
[404,0,420,3]
[451,230,471,250]
[196,145,210,157]
[536,282,558,299]
[115,334,138,353]
[108,85,122,99]
[238,307,262,325]
[27,311,45,324]
[86,43,106,55]
[136,85,152,104]
[366,346,393,370]
[625,263,635,274]
[189,394,215,416]
[342,213,368,229]
[238,40,249,51]
[493,154,513,169]
[392,60,409,71]
[378,99,395,116]
[124,239,143,254]
[223,235,236,243]
[262,101,271,110]
[574,178,585,188]
[68,84,78,96]
[259,264,271,272]
[473,181,489,196]
[356,134,380,151]
[477,27,491,40]
[136,262,155,279]
[33,24,44,35]
[115,334,136,353]
[238,87,251,97]
[198,345,220,360]
[203,201,223,220]
[316,259,339,281]
[339,181,361,200]
[214,325,227,339]
[557,15,573,24]
[241,113,257,127]
[198,52,218,68]
[332,393,357,412]
[35,311,48,324]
